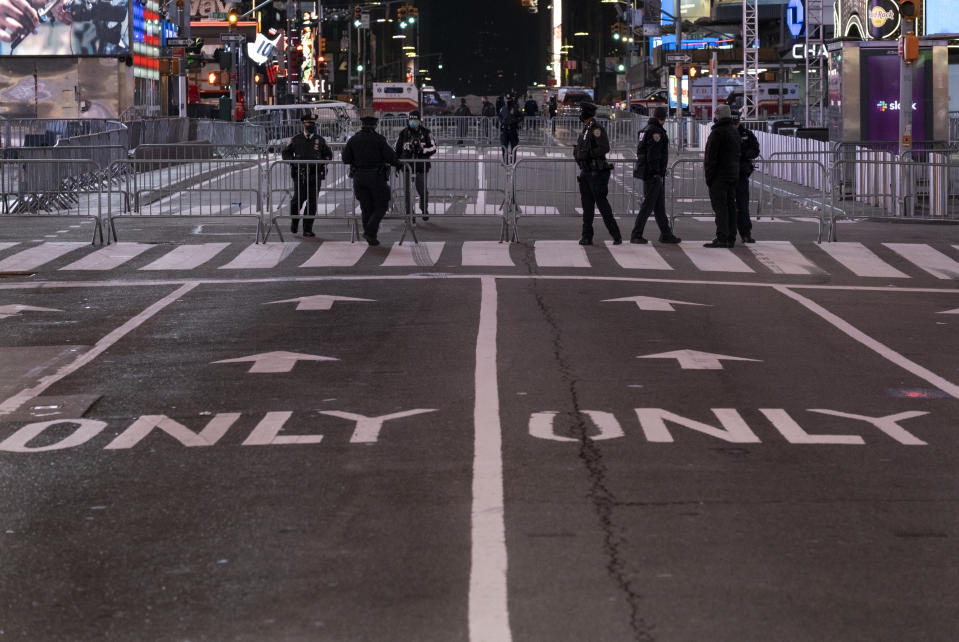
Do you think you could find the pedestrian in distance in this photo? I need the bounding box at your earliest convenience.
[573,102,623,246]
[702,103,741,248]
[548,95,557,119]
[630,106,681,245]
[495,95,505,114]
[455,97,471,144]
[524,95,539,132]
[732,110,760,243]
[281,113,333,238]
[481,96,497,143]
[395,110,437,222]
[499,95,524,162]
[342,116,402,246]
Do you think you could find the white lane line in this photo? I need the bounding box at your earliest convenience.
[885,243,959,280]
[817,242,909,278]
[470,276,511,642]
[0,242,87,271]
[60,243,153,271]
[534,240,591,268]
[464,205,504,215]
[381,242,445,267]
[477,159,486,210]
[219,242,299,269]
[300,242,368,268]
[518,205,560,215]
[462,241,514,267]
[0,242,19,254]
[0,283,199,417]
[775,285,959,400]
[680,246,754,272]
[605,242,673,270]
[140,243,230,270]
[747,241,823,275]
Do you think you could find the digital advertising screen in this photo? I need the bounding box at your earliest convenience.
[924,0,959,35]
[859,48,933,143]
[0,0,131,56]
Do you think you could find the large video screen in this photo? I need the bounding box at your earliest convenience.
[0,0,131,56]
[925,0,959,35]
[859,48,933,144]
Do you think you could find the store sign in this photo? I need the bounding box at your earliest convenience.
[867,0,901,40]
[790,43,828,59]
[787,0,804,38]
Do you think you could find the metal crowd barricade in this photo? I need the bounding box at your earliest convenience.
[0,118,125,148]
[263,159,361,242]
[0,158,105,244]
[396,157,512,242]
[105,157,265,243]
[753,158,831,241]
[510,156,639,242]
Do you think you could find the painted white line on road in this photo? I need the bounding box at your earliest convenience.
[681,246,754,272]
[816,242,909,278]
[0,283,198,417]
[477,159,486,210]
[300,241,368,268]
[605,242,673,270]
[534,240,590,268]
[885,243,959,280]
[219,242,298,269]
[60,243,153,271]
[0,242,86,271]
[470,276,511,642]
[140,243,230,270]
[747,241,823,275]
[775,285,959,400]
[462,241,514,267]
[381,242,445,267]
[0,242,19,254]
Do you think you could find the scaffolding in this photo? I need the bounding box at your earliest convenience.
[742,0,759,120]
[805,0,825,126]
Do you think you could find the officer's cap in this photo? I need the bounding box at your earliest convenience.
[360,116,379,128]
[579,102,598,118]
[300,113,316,123]
[653,106,668,120]
[408,110,421,119]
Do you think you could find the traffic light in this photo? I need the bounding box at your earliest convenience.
[227,7,238,26]
[319,36,327,52]
[616,62,625,72]
[215,48,232,69]
[898,0,919,23]
[207,71,218,85]
[611,23,621,40]
[353,5,361,20]
[185,37,204,69]
[397,5,406,20]
[318,57,329,77]
[411,6,418,17]
[689,65,698,77]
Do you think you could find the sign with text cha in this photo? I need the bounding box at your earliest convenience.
[787,0,804,38]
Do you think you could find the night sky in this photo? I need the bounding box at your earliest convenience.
[419,0,546,97]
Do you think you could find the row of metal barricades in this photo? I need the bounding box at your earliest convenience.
[0,143,844,245]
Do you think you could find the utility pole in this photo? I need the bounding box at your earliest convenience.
[178,0,190,118]
[898,1,920,157]
[673,0,681,120]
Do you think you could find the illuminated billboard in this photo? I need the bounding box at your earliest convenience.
[859,47,933,143]
[0,0,131,56]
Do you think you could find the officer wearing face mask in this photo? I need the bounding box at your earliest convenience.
[394,110,437,222]
[573,102,622,245]
[282,113,333,237]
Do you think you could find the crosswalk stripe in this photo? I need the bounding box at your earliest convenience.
[462,241,514,267]
[680,245,754,272]
[748,241,823,275]
[0,242,87,271]
[219,242,298,269]
[61,243,153,270]
[382,242,445,267]
[885,243,959,279]
[605,242,672,270]
[140,243,230,270]
[534,240,591,268]
[817,242,909,278]
[300,241,368,267]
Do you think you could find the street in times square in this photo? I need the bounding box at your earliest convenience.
[1,0,959,640]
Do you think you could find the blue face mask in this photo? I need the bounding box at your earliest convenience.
[409,120,419,129]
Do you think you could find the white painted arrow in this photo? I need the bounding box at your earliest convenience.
[637,349,761,370]
[265,295,375,311]
[212,351,339,373]
[603,296,708,312]
[0,304,62,320]
[938,307,959,315]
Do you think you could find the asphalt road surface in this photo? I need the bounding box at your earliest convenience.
[1,168,958,641]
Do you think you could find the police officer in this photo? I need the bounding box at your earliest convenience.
[703,103,741,248]
[499,96,524,161]
[574,102,622,245]
[631,106,681,244]
[395,110,437,221]
[281,113,333,237]
[342,116,402,246]
[732,111,761,243]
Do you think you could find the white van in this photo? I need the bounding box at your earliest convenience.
[251,101,358,148]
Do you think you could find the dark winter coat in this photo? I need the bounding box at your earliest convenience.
[634,118,669,179]
[703,117,741,186]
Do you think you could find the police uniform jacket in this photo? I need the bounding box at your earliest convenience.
[573,118,613,172]
[737,124,761,177]
[395,126,437,173]
[634,118,669,179]
[282,132,333,183]
[703,117,741,186]
[342,128,401,178]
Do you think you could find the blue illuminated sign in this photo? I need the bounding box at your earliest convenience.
[787,0,804,38]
